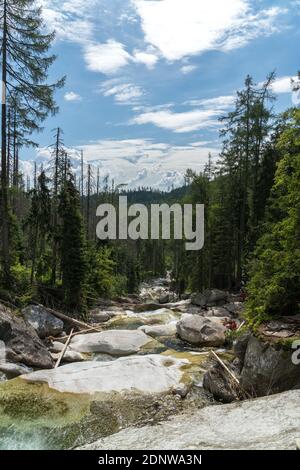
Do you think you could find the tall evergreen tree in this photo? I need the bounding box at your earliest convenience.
[0,0,64,283]
[59,174,87,314]
[26,170,51,284]
[246,108,300,322]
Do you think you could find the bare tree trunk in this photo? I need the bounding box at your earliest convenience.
[51,127,60,284]
[1,0,11,283]
[86,164,91,239]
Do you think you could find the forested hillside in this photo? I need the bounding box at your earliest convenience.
[0,2,299,325]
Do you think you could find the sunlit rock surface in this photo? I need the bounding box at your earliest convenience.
[79,390,300,450]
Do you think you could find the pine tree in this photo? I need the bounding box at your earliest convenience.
[246,108,300,322]
[219,74,275,287]
[26,170,51,284]
[0,0,65,283]
[59,174,87,314]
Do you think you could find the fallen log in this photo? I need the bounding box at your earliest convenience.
[33,303,102,333]
[54,325,104,342]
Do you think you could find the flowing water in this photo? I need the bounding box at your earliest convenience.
[0,278,225,450]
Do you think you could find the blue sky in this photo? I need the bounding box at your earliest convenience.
[22,0,300,190]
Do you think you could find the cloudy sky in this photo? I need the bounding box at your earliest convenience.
[22,0,300,190]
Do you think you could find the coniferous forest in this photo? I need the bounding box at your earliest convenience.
[0,0,299,453]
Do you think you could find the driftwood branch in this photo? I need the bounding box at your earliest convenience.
[210,350,252,399]
[210,350,240,385]
[236,320,246,332]
[55,328,74,368]
[54,326,104,342]
[33,303,102,333]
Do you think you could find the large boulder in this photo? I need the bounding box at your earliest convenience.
[177,314,226,346]
[240,335,300,396]
[0,305,54,369]
[70,329,152,356]
[191,289,228,307]
[22,305,64,339]
[78,390,300,450]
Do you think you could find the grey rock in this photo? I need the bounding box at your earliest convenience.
[22,305,64,339]
[23,355,189,395]
[78,390,300,450]
[49,341,65,353]
[191,289,228,307]
[206,307,230,318]
[0,372,6,382]
[0,362,32,379]
[240,335,300,396]
[177,314,226,346]
[203,362,240,403]
[70,329,151,356]
[181,293,190,300]
[224,302,244,317]
[159,293,170,304]
[233,333,251,364]
[89,309,114,324]
[51,350,85,363]
[139,323,177,338]
[0,304,54,369]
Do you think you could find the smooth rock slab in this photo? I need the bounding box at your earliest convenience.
[79,390,300,450]
[70,330,151,356]
[22,355,189,395]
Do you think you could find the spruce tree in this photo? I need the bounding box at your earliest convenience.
[59,174,87,314]
[0,0,65,283]
[26,170,51,284]
[246,108,300,322]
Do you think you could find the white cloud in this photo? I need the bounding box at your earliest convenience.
[270,76,297,94]
[132,94,234,133]
[84,40,132,74]
[181,65,198,75]
[77,139,219,188]
[132,108,220,133]
[185,95,235,108]
[134,49,159,69]
[22,137,220,190]
[64,91,82,102]
[100,80,145,104]
[40,0,96,44]
[190,140,216,147]
[133,0,286,61]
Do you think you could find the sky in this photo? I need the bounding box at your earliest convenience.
[21,0,300,190]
